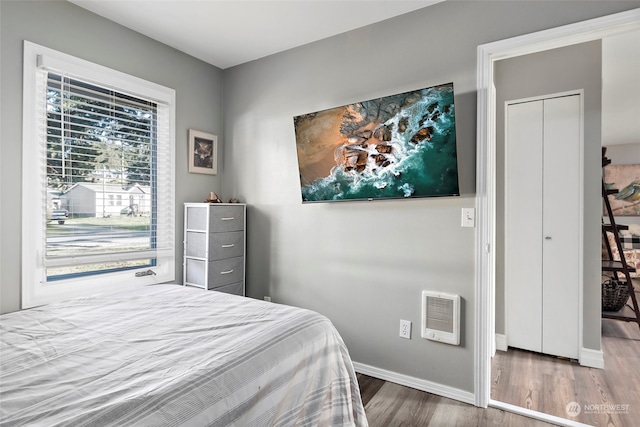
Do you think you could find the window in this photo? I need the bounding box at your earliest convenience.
[22,41,175,309]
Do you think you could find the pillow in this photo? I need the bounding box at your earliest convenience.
[628,224,640,236]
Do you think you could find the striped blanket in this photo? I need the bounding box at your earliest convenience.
[0,285,368,426]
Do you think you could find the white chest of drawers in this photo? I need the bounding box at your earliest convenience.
[183,203,246,295]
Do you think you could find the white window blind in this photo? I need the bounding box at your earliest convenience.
[44,72,165,275]
[22,41,175,308]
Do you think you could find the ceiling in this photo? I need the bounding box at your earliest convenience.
[69,0,442,70]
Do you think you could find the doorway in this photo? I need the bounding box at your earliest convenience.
[474,7,640,426]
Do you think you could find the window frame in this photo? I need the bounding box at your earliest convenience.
[22,41,176,309]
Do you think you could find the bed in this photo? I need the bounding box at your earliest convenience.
[0,284,368,426]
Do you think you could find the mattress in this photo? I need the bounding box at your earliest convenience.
[0,285,368,427]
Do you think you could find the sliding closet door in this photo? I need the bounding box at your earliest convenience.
[505,100,544,353]
[505,93,581,359]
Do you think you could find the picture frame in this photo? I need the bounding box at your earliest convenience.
[604,163,640,216]
[188,129,218,175]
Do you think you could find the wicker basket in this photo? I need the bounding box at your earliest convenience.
[602,279,630,312]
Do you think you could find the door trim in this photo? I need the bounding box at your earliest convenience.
[474,8,640,408]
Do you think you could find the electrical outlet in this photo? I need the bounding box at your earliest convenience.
[264,296,271,302]
[399,320,411,339]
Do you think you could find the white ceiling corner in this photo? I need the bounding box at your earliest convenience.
[68,0,442,69]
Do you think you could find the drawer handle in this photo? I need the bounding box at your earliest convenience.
[220,269,234,275]
[221,217,235,221]
[221,244,235,248]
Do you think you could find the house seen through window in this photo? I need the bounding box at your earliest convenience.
[45,73,157,279]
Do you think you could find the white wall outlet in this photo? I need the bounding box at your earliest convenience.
[461,208,475,228]
[399,319,411,339]
[264,296,271,302]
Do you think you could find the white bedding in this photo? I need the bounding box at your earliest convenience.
[0,285,368,427]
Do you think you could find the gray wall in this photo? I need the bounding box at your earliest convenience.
[0,0,224,314]
[494,42,603,351]
[223,2,639,392]
[606,143,640,165]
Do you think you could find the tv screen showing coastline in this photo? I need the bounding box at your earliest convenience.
[293,83,459,203]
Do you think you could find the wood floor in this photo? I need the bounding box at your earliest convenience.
[491,317,640,426]
[357,373,554,426]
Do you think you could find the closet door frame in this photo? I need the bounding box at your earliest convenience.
[504,90,584,360]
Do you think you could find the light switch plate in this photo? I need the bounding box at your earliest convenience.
[461,208,475,228]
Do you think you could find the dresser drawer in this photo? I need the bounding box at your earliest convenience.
[209,205,245,232]
[211,281,244,296]
[209,231,244,260]
[185,257,244,288]
[185,230,244,260]
[209,257,244,287]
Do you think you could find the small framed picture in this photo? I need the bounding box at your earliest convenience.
[188,129,218,175]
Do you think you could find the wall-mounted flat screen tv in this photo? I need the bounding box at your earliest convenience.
[293,83,459,203]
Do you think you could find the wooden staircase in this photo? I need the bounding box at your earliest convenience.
[602,150,640,329]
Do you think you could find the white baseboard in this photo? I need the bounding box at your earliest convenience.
[579,347,604,369]
[495,333,508,352]
[352,361,475,406]
[490,399,593,427]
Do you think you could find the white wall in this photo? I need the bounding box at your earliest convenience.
[603,31,640,146]
[223,1,640,393]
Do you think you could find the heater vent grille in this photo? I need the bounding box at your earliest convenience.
[421,291,460,345]
[426,296,454,333]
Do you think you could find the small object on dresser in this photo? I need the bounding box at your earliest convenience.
[228,197,239,203]
[206,192,222,203]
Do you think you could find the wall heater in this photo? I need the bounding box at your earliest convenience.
[421,290,460,346]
